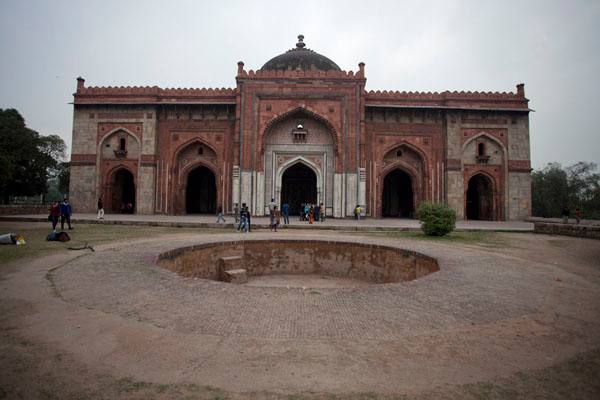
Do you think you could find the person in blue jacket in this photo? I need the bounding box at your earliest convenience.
[60,198,73,230]
[282,202,290,225]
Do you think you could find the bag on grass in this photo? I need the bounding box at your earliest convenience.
[45,232,70,242]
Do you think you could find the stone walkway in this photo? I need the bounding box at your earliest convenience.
[3,229,599,396]
[0,213,534,231]
[55,232,548,341]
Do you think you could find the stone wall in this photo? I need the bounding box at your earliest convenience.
[534,222,600,240]
[0,205,49,215]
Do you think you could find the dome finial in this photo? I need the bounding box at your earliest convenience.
[296,34,305,49]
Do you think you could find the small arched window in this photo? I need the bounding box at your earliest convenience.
[478,143,485,156]
[396,149,403,157]
[119,137,126,151]
[198,146,204,155]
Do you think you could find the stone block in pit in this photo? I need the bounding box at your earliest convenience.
[220,256,243,271]
[223,269,248,284]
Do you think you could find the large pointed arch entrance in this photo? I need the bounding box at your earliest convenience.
[466,173,493,220]
[281,163,317,215]
[110,168,136,213]
[382,169,414,218]
[186,166,216,214]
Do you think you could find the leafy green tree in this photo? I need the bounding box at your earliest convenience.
[532,162,600,219]
[531,163,569,218]
[0,108,66,204]
[57,161,70,196]
[36,135,67,203]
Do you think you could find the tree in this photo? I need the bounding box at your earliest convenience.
[532,162,600,219]
[36,135,67,203]
[531,163,569,218]
[57,161,70,196]
[0,108,66,204]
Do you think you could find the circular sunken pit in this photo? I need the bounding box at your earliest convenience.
[157,239,439,286]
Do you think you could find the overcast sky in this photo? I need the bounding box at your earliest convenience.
[1,0,598,170]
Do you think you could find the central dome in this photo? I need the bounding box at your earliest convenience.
[261,35,341,72]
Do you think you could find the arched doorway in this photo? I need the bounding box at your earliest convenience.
[111,169,135,213]
[466,174,493,220]
[281,163,317,215]
[382,169,414,218]
[186,166,216,214]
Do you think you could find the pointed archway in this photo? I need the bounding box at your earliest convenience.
[281,163,317,215]
[382,169,414,218]
[110,168,135,213]
[186,166,216,214]
[466,173,493,220]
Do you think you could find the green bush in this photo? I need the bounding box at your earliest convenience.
[418,202,457,236]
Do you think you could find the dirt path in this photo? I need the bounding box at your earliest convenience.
[1,231,599,399]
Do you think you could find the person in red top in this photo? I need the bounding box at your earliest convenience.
[575,208,582,225]
[49,201,60,232]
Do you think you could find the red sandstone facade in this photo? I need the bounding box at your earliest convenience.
[70,36,532,220]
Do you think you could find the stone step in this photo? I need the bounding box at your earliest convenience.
[220,256,243,271]
[223,268,248,284]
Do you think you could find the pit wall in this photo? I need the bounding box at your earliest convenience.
[157,240,439,284]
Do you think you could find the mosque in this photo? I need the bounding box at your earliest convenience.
[69,35,532,220]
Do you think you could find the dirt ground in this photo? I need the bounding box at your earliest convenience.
[1,223,599,399]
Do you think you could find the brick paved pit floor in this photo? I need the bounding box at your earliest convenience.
[3,230,600,396]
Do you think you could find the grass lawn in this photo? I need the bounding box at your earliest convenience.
[0,222,231,265]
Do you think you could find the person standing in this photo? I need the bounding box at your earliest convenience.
[247,207,252,232]
[354,205,361,221]
[575,208,582,225]
[234,203,239,223]
[282,202,290,225]
[308,204,314,224]
[268,198,276,225]
[60,198,73,230]
[97,198,104,219]
[236,203,248,233]
[271,206,281,232]
[216,203,226,223]
[49,201,60,232]
[319,203,325,222]
[561,208,570,224]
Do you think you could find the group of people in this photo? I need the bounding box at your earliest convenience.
[561,207,583,225]
[234,203,252,233]
[48,198,73,232]
[299,202,325,224]
[228,199,326,232]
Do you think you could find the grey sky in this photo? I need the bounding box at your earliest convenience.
[1,0,598,169]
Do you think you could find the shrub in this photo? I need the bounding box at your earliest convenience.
[418,202,457,236]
